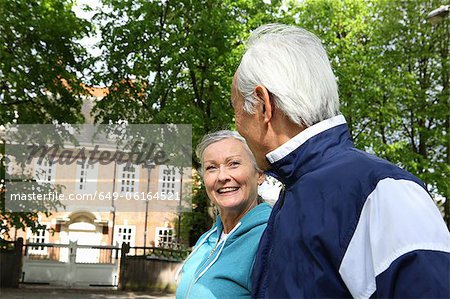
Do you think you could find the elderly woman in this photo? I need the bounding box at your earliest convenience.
[176,130,271,298]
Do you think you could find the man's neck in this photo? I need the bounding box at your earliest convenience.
[266,118,304,157]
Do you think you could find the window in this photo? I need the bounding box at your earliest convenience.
[119,164,139,193]
[35,158,56,183]
[155,227,173,247]
[158,165,181,198]
[76,160,98,193]
[114,225,136,248]
[27,225,49,255]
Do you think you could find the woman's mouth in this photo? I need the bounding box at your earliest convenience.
[217,187,239,194]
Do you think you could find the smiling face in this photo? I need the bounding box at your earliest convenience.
[202,138,264,214]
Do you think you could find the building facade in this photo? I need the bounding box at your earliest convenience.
[8,86,192,261]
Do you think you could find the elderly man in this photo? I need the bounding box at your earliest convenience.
[231,23,450,298]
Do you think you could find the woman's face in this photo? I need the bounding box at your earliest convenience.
[202,138,264,214]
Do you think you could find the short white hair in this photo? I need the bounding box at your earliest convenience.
[196,130,259,175]
[236,23,340,127]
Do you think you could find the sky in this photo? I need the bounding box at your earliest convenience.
[72,0,102,57]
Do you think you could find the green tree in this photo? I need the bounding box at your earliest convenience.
[0,0,92,236]
[370,0,449,226]
[92,0,283,243]
[175,173,212,247]
[92,0,280,156]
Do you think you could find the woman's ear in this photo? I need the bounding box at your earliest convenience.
[257,171,265,185]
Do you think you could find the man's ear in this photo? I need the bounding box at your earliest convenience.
[254,85,273,123]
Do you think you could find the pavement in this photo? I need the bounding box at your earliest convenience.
[0,285,174,299]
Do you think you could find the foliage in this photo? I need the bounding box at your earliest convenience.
[369,0,449,222]
[0,0,92,124]
[177,173,212,247]
[91,0,281,166]
[0,0,92,236]
[92,0,284,241]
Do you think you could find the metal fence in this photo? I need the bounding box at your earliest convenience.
[23,242,120,264]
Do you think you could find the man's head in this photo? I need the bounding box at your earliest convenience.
[232,23,340,170]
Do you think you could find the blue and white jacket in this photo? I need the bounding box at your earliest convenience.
[252,115,450,298]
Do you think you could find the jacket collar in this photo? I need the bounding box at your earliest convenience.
[265,115,353,186]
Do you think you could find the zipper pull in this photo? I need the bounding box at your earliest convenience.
[208,240,220,258]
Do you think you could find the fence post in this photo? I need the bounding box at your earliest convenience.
[119,243,130,290]
[13,238,23,288]
[66,241,77,287]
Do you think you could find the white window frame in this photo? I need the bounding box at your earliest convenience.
[27,224,50,255]
[158,165,181,199]
[155,227,173,248]
[114,225,136,248]
[76,160,99,193]
[119,163,140,194]
[35,157,56,184]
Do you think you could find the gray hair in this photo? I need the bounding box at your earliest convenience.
[196,130,260,175]
[236,23,340,127]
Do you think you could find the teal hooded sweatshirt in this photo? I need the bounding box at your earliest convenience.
[175,203,271,299]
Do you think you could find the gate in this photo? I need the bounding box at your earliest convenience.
[22,241,120,287]
[0,238,23,288]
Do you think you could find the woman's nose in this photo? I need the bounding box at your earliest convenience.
[217,165,231,181]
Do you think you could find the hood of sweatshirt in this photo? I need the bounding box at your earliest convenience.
[175,202,271,284]
[214,202,272,244]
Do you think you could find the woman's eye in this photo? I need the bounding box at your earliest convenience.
[205,165,216,171]
[229,161,241,167]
